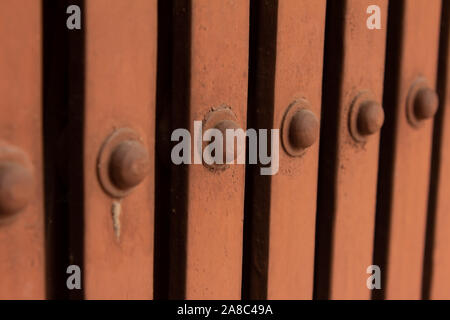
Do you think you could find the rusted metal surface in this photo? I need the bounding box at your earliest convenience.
[0,0,44,299]
[264,0,325,299]
[315,0,387,300]
[406,79,440,127]
[0,0,448,301]
[243,0,325,300]
[428,1,450,300]
[108,141,150,191]
[374,0,441,300]
[181,0,249,299]
[97,128,150,198]
[84,0,156,299]
[0,146,34,220]
[202,107,242,169]
[349,94,385,142]
[281,101,320,157]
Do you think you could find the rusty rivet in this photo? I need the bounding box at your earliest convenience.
[357,100,385,136]
[281,99,319,157]
[288,109,319,150]
[349,92,384,142]
[97,128,149,198]
[109,140,150,190]
[0,162,33,219]
[406,78,439,128]
[414,87,439,120]
[202,106,241,169]
[214,119,242,164]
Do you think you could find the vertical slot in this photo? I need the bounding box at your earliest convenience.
[372,0,404,300]
[373,0,441,299]
[43,0,85,299]
[154,0,191,299]
[242,0,278,300]
[422,1,450,299]
[314,0,387,300]
[314,0,346,300]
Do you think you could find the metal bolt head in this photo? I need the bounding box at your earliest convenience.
[406,79,439,128]
[109,140,150,190]
[214,119,242,164]
[288,109,319,150]
[0,162,33,218]
[202,106,241,169]
[414,87,439,120]
[357,100,385,136]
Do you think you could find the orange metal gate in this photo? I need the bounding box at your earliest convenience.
[0,0,449,300]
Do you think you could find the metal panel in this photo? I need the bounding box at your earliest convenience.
[84,0,156,299]
[428,1,450,300]
[0,1,44,299]
[266,0,326,299]
[184,0,249,299]
[316,0,388,300]
[374,0,442,299]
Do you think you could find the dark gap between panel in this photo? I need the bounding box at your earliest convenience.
[422,0,450,300]
[154,0,191,299]
[313,0,346,300]
[43,0,85,299]
[371,0,405,301]
[242,0,278,300]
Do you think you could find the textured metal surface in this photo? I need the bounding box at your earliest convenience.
[184,0,249,299]
[281,100,320,157]
[406,78,439,127]
[84,0,156,299]
[375,0,442,300]
[266,0,325,299]
[0,0,44,299]
[315,0,387,300]
[202,107,242,170]
[0,145,34,220]
[429,0,450,300]
[97,128,149,198]
[349,92,384,142]
[1,0,449,301]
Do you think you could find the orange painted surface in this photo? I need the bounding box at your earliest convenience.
[0,1,45,299]
[328,0,387,300]
[0,0,448,301]
[384,0,441,299]
[185,0,249,299]
[84,0,156,299]
[267,0,326,299]
[430,2,450,300]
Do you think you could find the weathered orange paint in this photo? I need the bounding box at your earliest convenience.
[328,0,388,300]
[84,0,156,299]
[185,0,249,299]
[0,0,45,299]
[429,1,450,300]
[382,0,441,299]
[267,0,326,299]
